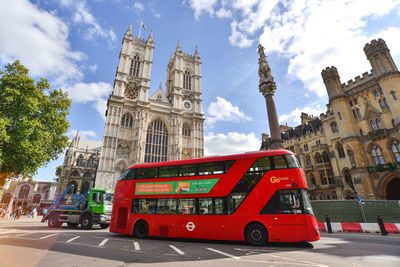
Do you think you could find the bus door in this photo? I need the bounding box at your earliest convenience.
[261,189,307,242]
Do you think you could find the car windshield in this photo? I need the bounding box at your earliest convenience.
[104,192,114,204]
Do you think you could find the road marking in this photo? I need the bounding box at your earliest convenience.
[0,230,17,235]
[66,236,80,243]
[98,238,109,247]
[39,233,58,240]
[16,232,33,237]
[133,241,140,250]
[169,245,185,255]
[207,248,240,260]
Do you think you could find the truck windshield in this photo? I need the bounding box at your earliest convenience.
[104,192,114,204]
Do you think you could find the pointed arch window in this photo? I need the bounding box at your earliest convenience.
[183,70,192,90]
[129,55,140,77]
[121,113,133,128]
[376,119,383,129]
[379,99,385,110]
[315,153,323,164]
[337,143,345,158]
[371,145,385,165]
[71,170,80,177]
[352,109,357,118]
[392,141,400,162]
[383,97,389,108]
[391,90,397,100]
[356,108,361,118]
[1,193,11,204]
[87,155,95,168]
[374,89,379,97]
[76,154,84,166]
[306,155,312,166]
[33,194,41,203]
[144,118,168,163]
[330,122,339,133]
[309,173,316,185]
[322,151,330,163]
[182,123,191,137]
[18,185,30,199]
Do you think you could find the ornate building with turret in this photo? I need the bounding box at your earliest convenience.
[95,25,205,189]
[262,38,400,200]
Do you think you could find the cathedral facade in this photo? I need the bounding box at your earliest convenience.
[95,25,205,189]
[262,38,400,200]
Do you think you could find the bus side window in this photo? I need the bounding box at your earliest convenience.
[272,155,287,169]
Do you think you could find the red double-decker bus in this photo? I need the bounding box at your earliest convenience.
[110,150,320,245]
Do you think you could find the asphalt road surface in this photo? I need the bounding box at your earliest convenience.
[0,217,399,267]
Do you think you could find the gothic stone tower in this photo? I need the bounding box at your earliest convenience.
[95,25,205,189]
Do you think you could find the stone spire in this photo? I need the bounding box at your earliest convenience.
[124,22,133,39]
[175,39,182,54]
[147,30,153,43]
[258,44,283,150]
[194,45,199,58]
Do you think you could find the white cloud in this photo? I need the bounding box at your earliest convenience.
[279,105,326,126]
[216,8,232,18]
[206,97,252,127]
[0,0,84,84]
[204,132,260,156]
[229,20,253,48]
[134,2,144,12]
[89,64,98,72]
[60,0,117,46]
[63,82,113,117]
[187,0,218,19]
[68,129,98,140]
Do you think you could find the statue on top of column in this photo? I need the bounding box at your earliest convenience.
[258,44,275,86]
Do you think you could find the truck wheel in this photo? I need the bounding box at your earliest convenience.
[67,222,79,228]
[245,223,268,246]
[134,220,149,238]
[80,214,93,230]
[100,223,110,229]
[48,213,62,228]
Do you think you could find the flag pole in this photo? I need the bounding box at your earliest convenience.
[138,21,142,39]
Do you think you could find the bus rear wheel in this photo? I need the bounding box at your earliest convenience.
[134,220,149,239]
[245,223,268,246]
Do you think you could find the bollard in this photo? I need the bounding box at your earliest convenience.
[377,215,388,236]
[325,214,332,233]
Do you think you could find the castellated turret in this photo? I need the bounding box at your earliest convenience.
[321,66,343,100]
[364,38,398,78]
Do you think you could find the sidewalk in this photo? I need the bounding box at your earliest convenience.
[0,215,43,224]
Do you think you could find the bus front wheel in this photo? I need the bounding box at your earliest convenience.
[134,220,149,239]
[245,223,268,246]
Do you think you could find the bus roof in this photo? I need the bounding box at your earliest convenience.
[129,149,294,169]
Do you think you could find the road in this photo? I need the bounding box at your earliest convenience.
[0,217,399,267]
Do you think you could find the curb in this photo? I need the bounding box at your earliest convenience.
[318,222,400,233]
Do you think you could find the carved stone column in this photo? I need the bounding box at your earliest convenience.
[258,44,283,150]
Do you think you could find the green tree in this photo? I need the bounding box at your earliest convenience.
[55,165,63,182]
[0,60,71,185]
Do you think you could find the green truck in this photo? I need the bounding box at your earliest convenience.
[41,185,114,229]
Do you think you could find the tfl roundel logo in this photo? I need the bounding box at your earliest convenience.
[186,222,196,231]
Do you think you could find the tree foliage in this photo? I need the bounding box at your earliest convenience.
[55,165,63,178]
[0,60,71,184]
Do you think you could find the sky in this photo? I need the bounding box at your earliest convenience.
[1,0,400,182]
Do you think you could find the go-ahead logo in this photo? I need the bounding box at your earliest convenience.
[270,176,289,183]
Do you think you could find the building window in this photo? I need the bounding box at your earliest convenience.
[18,185,30,199]
[337,143,345,158]
[383,97,389,108]
[376,119,383,129]
[354,98,358,105]
[330,122,339,133]
[356,108,361,118]
[87,155,95,168]
[392,141,400,162]
[121,113,133,128]
[306,156,312,166]
[71,170,79,177]
[310,173,316,185]
[370,120,377,130]
[338,112,342,120]
[379,99,385,110]
[129,55,140,77]
[315,153,323,164]
[33,194,41,203]
[1,193,11,204]
[352,109,357,118]
[76,154,84,166]
[183,70,192,90]
[379,87,383,95]
[326,169,334,184]
[304,144,309,152]
[391,90,397,100]
[349,100,353,107]
[322,151,329,163]
[319,170,327,185]
[374,89,379,97]
[371,145,385,165]
[182,123,191,137]
[144,118,168,163]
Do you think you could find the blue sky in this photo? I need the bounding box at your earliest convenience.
[1,0,400,182]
